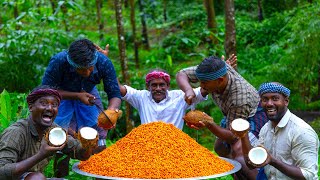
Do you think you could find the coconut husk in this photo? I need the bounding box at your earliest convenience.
[98,110,123,129]
[45,127,68,147]
[183,110,213,126]
[78,127,98,150]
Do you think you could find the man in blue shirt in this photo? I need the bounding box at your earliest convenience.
[42,39,122,176]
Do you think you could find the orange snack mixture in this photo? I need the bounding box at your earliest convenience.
[79,121,234,179]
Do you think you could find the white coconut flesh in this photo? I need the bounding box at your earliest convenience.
[80,127,98,140]
[49,127,67,146]
[231,118,250,131]
[249,147,268,165]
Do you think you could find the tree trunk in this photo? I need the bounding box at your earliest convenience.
[129,0,140,68]
[224,0,237,70]
[60,3,69,32]
[49,0,56,14]
[317,66,320,99]
[114,0,133,134]
[163,0,167,22]
[204,0,218,45]
[96,0,104,41]
[124,0,129,8]
[13,2,18,18]
[138,0,150,50]
[257,0,264,21]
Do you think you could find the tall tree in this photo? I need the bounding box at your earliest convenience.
[49,0,57,14]
[61,4,69,32]
[129,0,140,68]
[163,0,167,22]
[114,0,134,133]
[257,0,264,21]
[138,0,150,50]
[13,1,18,18]
[224,0,237,70]
[204,0,218,45]
[96,0,104,40]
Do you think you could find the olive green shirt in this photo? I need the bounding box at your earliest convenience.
[0,117,82,180]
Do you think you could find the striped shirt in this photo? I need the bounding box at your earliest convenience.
[180,64,267,137]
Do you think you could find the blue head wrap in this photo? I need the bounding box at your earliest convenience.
[67,51,98,68]
[258,82,291,97]
[195,61,227,81]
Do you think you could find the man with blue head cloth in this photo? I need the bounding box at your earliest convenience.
[236,82,319,180]
[42,39,122,176]
[176,56,268,179]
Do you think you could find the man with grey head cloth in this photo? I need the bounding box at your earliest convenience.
[176,55,268,180]
[236,82,319,180]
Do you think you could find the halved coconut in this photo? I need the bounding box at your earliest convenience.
[248,147,268,165]
[230,118,250,137]
[78,127,98,149]
[48,127,67,147]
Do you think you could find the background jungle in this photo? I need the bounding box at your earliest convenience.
[0,0,319,179]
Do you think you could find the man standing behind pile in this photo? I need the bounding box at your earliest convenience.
[42,39,122,150]
[119,69,207,129]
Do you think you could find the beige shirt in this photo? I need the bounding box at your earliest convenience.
[255,110,319,180]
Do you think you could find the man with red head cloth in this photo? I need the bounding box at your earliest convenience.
[119,69,208,129]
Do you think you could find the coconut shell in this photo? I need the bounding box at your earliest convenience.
[78,127,98,149]
[98,110,123,130]
[248,146,268,166]
[45,127,68,147]
[230,118,250,138]
[183,110,213,127]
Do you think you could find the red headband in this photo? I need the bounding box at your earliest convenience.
[27,89,62,106]
[145,71,171,84]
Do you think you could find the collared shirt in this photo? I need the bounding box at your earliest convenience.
[42,50,121,100]
[122,86,207,129]
[180,64,260,126]
[0,118,83,180]
[255,110,319,180]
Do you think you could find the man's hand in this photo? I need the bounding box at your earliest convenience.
[184,89,196,105]
[95,44,109,56]
[222,54,237,70]
[39,138,65,158]
[186,121,206,130]
[77,92,95,105]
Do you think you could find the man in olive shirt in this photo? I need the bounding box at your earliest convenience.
[0,85,94,180]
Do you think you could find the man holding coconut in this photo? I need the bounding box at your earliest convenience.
[176,56,268,179]
[42,38,122,150]
[0,85,95,180]
[236,82,319,179]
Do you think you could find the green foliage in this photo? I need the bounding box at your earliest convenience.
[0,90,28,133]
[236,3,320,110]
[1,0,320,178]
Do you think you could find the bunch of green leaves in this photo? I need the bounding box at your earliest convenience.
[0,90,28,133]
